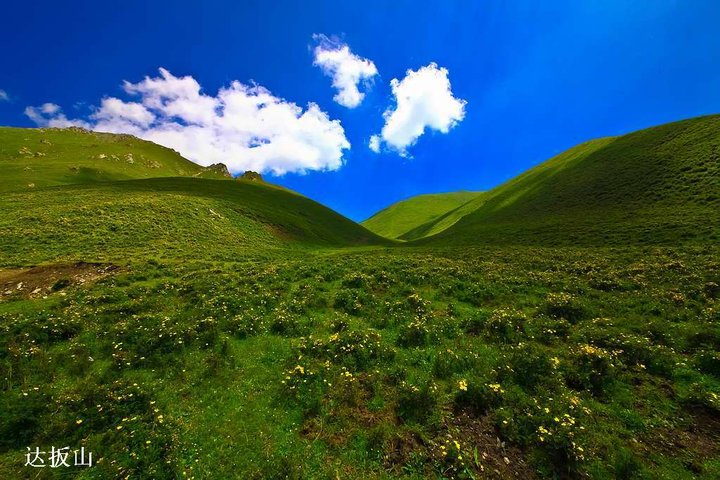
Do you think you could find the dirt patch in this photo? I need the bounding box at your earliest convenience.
[0,262,119,299]
[639,405,720,473]
[444,413,539,479]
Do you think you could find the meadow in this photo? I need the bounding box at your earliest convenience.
[1,244,718,479]
[0,119,719,478]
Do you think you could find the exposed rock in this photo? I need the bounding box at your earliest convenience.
[205,163,232,178]
[240,171,263,182]
[63,126,92,134]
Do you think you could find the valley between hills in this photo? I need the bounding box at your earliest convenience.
[0,116,718,478]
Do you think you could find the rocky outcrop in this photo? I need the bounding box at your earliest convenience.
[239,171,263,182]
[205,163,232,178]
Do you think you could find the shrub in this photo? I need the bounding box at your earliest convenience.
[684,382,720,413]
[695,350,720,377]
[281,363,325,416]
[544,293,585,323]
[462,309,491,335]
[532,315,572,344]
[397,318,430,348]
[406,293,432,316]
[454,380,504,415]
[484,307,526,343]
[296,330,393,371]
[268,309,303,336]
[341,272,372,289]
[507,343,559,391]
[329,313,350,333]
[396,381,438,425]
[333,288,370,315]
[431,349,475,378]
[566,344,619,396]
[225,313,265,338]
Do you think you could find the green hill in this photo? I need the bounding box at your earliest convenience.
[412,115,719,245]
[1,120,719,480]
[362,191,483,240]
[0,126,231,192]
[0,128,387,266]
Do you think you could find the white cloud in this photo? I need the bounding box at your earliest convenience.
[0,90,8,102]
[368,135,381,153]
[373,63,466,154]
[25,68,351,175]
[313,35,378,108]
[92,97,155,128]
[24,103,90,128]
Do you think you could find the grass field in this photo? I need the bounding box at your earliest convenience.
[367,115,720,246]
[0,126,230,193]
[362,191,483,240]
[0,120,719,479]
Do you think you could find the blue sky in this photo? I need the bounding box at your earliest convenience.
[1,1,719,221]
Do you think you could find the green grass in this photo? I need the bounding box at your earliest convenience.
[424,115,720,245]
[0,126,230,193]
[1,248,719,479]
[0,176,388,266]
[0,120,719,479]
[362,191,483,240]
[366,115,720,246]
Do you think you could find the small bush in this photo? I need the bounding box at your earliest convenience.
[397,318,430,347]
[454,380,505,415]
[484,307,526,343]
[566,344,619,396]
[396,381,438,425]
[334,289,370,315]
[544,293,585,323]
[507,343,559,391]
[695,350,720,377]
[431,349,475,378]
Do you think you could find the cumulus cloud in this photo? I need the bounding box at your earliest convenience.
[313,35,378,108]
[368,135,381,153]
[24,103,90,128]
[0,89,8,102]
[25,68,351,175]
[371,63,466,155]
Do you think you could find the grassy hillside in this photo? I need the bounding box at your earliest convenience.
[0,127,387,266]
[362,191,483,240]
[0,177,387,266]
[1,119,719,479]
[2,246,718,479]
[421,115,720,245]
[0,126,230,192]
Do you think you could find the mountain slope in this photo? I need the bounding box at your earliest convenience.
[0,177,387,266]
[422,115,720,246]
[362,191,483,240]
[0,127,388,265]
[0,126,230,192]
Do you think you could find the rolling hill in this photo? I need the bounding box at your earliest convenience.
[0,126,231,193]
[1,120,719,480]
[0,128,387,266]
[368,115,720,246]
[361,191,483,240]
